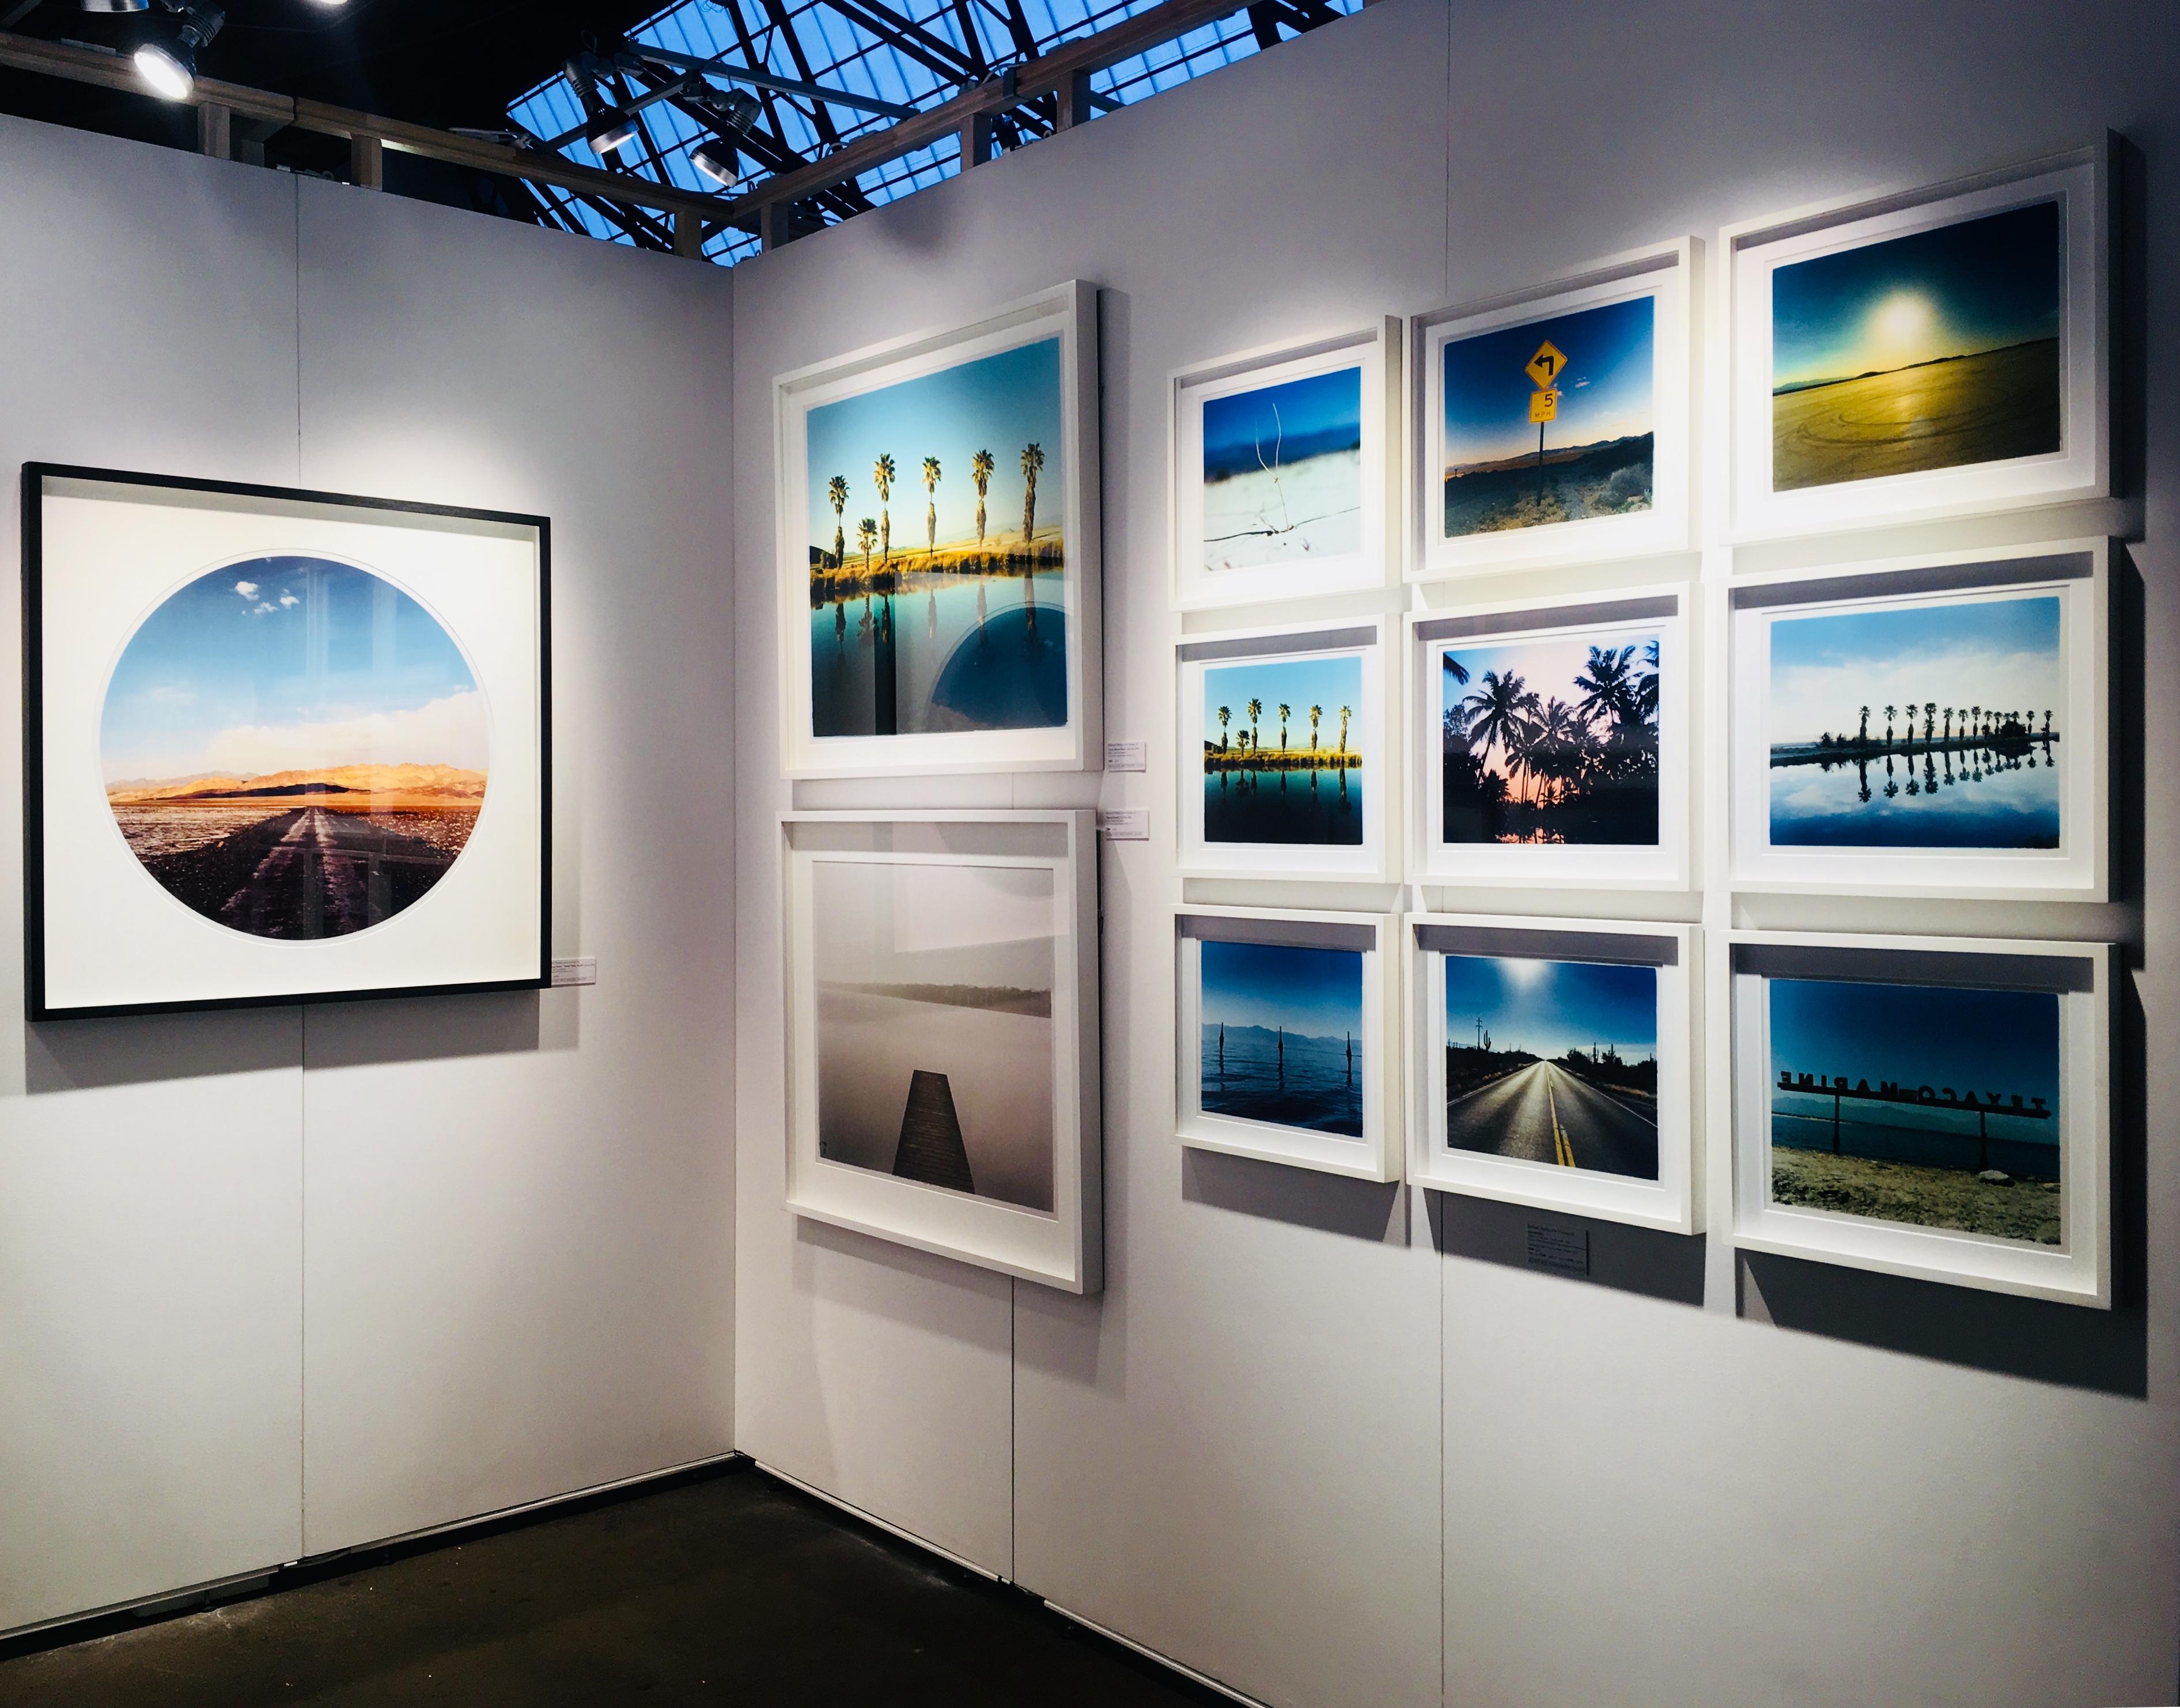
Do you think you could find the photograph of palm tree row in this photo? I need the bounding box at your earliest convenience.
[1440,628,1660,844]
[1443,953,1659,1180]
[811,857,1058,1214]
[100,557,488,941]
[1441,296,1655,539]
[1771,200,2061,491]
[806,336,1066,739]
[1199,365,1364,574]
[1767,594,2062,849]
[1199,937,1363,1138]
[1768,976,2061,1244]
[1200,652,1363,847]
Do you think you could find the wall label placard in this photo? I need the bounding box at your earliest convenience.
[1105,740,1147,772]
[1098,809,1149,841]
[1526,1224,1590,1279]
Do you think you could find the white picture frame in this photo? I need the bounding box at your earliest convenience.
[1175,906,1402,1183]
[1171,319,1401,610]
[1721,141,2109,542]
[1405,913,1698,1235]
[774,281,1103,778]
[780,811,1102,1294]
[1711,930,2113,1309]
[1724,538,2109,902]
[1177,614,1396,884]
[1411,238,1696,581]
[1406,584,1690,892]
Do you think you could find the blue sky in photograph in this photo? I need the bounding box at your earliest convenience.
[1202,653,1362,752]
[1442,631,1658,778]
[1772,201,2061,391]
[1769,978,2060,1130]
[1201,939,1362,1041]
[1202,366,1362,480]
[1767,594,2061,744]
[805,338,1063,550]
[1441,295,1655,471]
[1443,955,1657,1061]
[101,558,480,785]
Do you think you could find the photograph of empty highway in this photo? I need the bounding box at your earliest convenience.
[1443,952,1660,1180]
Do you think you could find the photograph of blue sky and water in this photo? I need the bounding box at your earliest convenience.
[1198,938,1364,1139]
[1199,364,1363,576]
[1767,976,2061,1245]
[1443,954,1659,1180]
[1441,296,1655,540]
[1201,650,1364,848]
[1766,593,2063,850]
[806,338,1067,740]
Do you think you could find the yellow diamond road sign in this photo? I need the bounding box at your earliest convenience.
[1526,341,1567,389]
[1529,388,1560,425]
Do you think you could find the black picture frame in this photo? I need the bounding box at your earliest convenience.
[21,462,552,1020]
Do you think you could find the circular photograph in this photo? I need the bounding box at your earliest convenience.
[100,556,489,941]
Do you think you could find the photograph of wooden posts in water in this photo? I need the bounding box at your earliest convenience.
[1443,954,1659,1180]
[1199,365,1363,575]
[811,858,1058,1214]
[1440,630,1660,844]
[806,338,1067,739]
[1201,652,1364,847]
[1771,201,2061,491]
[1768,977,2061,1245]
[1441,296,1655,539]
[1766,594,2062,849]
[100,556,487,941]
[1198,938,1364,1138]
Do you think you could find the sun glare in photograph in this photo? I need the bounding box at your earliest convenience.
[1198,937,1364,1138]
[1200,365,1364,574]
[807,338,1068,740]
[1767,976,2061,1244]
[1442,953,1660,1180]
[1766,594,2063,849]
[100,556,487,941]
[1200,651,1364,849]
[1441,296,1655,539]
[1770,200,2062,491]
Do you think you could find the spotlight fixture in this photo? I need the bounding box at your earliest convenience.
[133,2,224,103]
[79,1,152,13]
[689,135,740,189]
[688,89,759,188]
[564,55,639,160]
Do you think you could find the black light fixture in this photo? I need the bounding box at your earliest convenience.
[565,55,639,159]
[78,1,152,12]
[133,1,223,101]
[689,89,760,190]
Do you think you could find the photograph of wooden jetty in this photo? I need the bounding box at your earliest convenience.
[805,338,1068,740]
[1441,953,1659,1180]
[809,857,1058,1214]
[1198,938,1364,1138]
[1766,593,2063,848]
[1200,652,1364,847]
[99,556,489,941]
[1768,976,2061,1244]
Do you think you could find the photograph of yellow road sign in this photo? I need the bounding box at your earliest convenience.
[1526,340,1567,389]
[1528,389,1560,425]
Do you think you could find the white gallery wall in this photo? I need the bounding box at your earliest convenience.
[731,3,2180,1706]
[0,118,738,1631]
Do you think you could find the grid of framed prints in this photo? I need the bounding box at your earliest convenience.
[780,811,1103,1294]
[23,464,550,1018]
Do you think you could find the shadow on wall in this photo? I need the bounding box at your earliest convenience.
[1428,1190,1706,1306]
[1181,1146,1406,1245]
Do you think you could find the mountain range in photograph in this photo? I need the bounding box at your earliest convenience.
[1198,938,1364,1138]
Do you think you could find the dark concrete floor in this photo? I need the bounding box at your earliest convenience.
[0,1465,1217,1707]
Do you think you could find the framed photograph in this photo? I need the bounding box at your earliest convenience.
[24,464,548,1020]
[774,282,1102,778]
[1171,319,1400,610]
[1405,914,1697,1234]
[1723,142,2109,540]
[1407,586,1689,891]
[1411,238,1695,580]
[1176,615,1394,883]
[1725,539,2107,900]
[780,811,1102,1294]
[1175,907,1401,1182]
[1712,931,2113,1307]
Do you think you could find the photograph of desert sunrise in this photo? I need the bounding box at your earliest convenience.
[100,556,488,940]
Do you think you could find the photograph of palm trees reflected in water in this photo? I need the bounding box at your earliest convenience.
[1440,629,1660,845]
[1768,977,2061,1245]
[805,337,1067,739]
[1766,594,2062,849]
[1198,938,1363,1138]
[1201,652,1363,847]
[1442,954,1659,1181]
